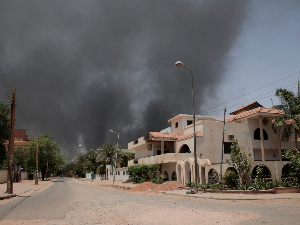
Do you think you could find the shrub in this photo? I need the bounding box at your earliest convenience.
[149,178,164,184]
[186,182,195,188]
[223,170,237,188]
[226,139,252,185]
[127,164,158,183]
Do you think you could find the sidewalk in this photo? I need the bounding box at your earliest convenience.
[160,189,300,200]
[82,179,300,201]
[0,178,55,200]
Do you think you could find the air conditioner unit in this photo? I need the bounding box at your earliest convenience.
[228,135,234,140]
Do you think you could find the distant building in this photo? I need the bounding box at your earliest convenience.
[4,129,32,149]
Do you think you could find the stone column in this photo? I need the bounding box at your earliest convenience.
[259,117,265,161]
[277,126,282,161]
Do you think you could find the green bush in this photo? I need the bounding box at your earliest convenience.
[149,178,164,184]
[186,182,195,188]
[223,170,237,188]
[127,164,158,183]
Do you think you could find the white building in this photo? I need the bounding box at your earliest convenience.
[128,102,295,185]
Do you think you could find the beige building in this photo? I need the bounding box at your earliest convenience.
[4,129,32,149]
[128,102,294,185]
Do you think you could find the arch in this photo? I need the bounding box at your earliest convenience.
[163,170,169,181]
[226,167,238,175]
[179,144,191,153]
[176,162,183,184]
[281,164,291,179]
[184,161,191,184]
[254,128,268,140]
[208,168,219,184]
[171,171,177,181]
[252,165,271,179]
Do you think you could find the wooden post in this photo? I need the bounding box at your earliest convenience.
[35,136,39,185]
[6,88,16,194]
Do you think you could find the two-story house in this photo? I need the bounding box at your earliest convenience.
[128,102,295,185]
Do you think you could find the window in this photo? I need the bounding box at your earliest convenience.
[175,122,178,128]
[157,150,161,155]
[123,171,125,175]
[187,120,193,126]
[164,150,169,154]
[254,128,268,140]
[224,142,233,154]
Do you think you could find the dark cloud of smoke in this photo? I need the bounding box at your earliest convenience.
[0,0,248,161]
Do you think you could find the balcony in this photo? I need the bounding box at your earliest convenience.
[128,153,193,166]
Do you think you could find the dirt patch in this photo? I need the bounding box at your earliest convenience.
[127,181,183,193]
[127,182,160,192]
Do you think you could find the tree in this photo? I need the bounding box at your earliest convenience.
[22,132,65,179]
[283,148,300,183]
[120,151,135,167]
[227,139,252,185]
[274,88,300,148]
[96,142,122,166]
[74,153,86,177]
[0,101,11,167]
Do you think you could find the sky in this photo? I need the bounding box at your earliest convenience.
[0,0,299,161]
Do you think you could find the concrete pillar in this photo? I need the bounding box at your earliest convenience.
[259,117,265,161]
[161,141,164,154]
[277,126,282,161]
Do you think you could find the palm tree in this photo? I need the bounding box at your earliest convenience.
[96,142,123,182]
[96,143,122,165]
[274,88,300,148]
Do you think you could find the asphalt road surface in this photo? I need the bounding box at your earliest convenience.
[0,177,299,224]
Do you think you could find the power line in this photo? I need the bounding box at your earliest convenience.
[200,70,300,115]
[206,83,297,117]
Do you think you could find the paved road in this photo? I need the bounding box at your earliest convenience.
[0,177,299,224]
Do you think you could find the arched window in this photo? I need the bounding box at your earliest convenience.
[254,128,268,140]
[179,144,190,153]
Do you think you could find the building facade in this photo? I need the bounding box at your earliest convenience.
[128,102,295,185]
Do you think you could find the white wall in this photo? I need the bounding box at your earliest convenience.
[21,172,28,180]
[0,170,7,183]
[106,165,129,181]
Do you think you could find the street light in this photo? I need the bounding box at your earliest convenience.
[109,130,119,182]
[175,61,198,193]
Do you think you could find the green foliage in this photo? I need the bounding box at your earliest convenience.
[0,102,11,167]
[283,148,300,182]
[20,132,65,179]
[73,149,100,177]
[274,88,300,144]
[127,164,158,183]
[226,138,252,185]
[223,170,237,188]
[96,142,123,166]
[186,182,195,188]
[149,177,164,184]
[120,151,135,167]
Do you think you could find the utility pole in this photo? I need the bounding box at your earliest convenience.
[6,88,16,194]
[35,136,39,185]
[220,107,226,181]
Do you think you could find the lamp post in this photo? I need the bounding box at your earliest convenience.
[109,130,119,182]
[175,61,198,193]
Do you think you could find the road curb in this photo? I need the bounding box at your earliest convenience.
[0,194,17,200]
